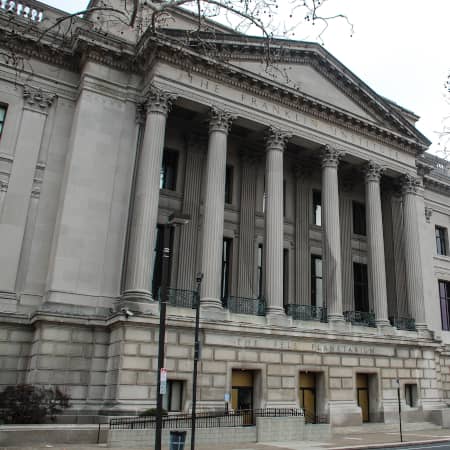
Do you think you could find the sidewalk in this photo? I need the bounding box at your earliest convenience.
[1,424,450,450]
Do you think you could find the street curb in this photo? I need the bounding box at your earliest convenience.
[328,436,450,449]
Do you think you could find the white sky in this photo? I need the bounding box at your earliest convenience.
[41,0,449,155]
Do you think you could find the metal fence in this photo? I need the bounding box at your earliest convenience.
[164,288,197,309]
[286,304,328,322]
[223,296,266,316]
[389,316,416,331]
[343,310,376,327]
[109,408,304,430]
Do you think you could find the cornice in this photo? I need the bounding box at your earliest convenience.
[151,42,425,155]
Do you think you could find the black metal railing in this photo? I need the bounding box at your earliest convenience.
[285,304,328,322]
[343,310,376,327]
[222,296,266,316]
[303,411,329,424]
[389,316,416,331]
[109,408,303,430]
[160,288,196,309]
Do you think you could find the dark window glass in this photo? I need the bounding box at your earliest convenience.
[160,149,178,190]
[436,226,448,256]
[257,244,263,299]
[311,255,323,307]
[353,202,366,236]
[221,238,232,300]
[162,380,184,412]
[353,262,369,312]
[152,225,174,299]
[405,384,417,407]
[439,280,450,331]
[313,190,322,226]
[0,105,6,138]
[225,165,233,204]
[283,248,289,309]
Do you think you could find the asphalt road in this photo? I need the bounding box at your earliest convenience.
[379,443,450,450]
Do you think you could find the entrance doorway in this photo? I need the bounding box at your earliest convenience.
[299,372,316,423]
[356,373,370,422]
[232,370,254,425]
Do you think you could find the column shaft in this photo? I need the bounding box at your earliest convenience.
[200,108,234,309]
[365,162,389,326]
[265,129,290,316]
[123,88,176,302]
[402,174,426,328]
[321,145,344,322]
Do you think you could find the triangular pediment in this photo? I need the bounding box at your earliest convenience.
[234,60,376,122]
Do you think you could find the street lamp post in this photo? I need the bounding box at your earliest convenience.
[155,212,190,450]
[191,272,203,450]
[395,378,403,443]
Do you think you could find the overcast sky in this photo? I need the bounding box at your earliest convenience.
[41,0,449,155]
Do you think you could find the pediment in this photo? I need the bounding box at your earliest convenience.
[233,60,380,124]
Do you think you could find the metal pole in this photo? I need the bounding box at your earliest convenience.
[397,380,403,442]
[191,273,203,450]
[155,224,171,450]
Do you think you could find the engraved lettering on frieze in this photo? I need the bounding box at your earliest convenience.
[312,343,375,355]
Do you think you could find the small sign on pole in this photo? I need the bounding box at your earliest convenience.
[160,368,167,395]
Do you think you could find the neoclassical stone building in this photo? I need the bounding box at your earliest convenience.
[0,0,450,427]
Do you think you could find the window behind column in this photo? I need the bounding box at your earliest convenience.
[439,280,450,331]
[352,202,366,236]
[312,190,322,226]
[257,244,263,299]
[283,248,289,309]
[353,262,369,312]
[311,255,323,307]
[0,104,7,138]
[221,238,233,301]
[160,149,178,190]
[152,224,174,299]
[225,165,233,204]
[435,226,448,256]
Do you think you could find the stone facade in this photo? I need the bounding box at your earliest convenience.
[0,0,449,428]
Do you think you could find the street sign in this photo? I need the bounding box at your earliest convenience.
[160,368,167,395]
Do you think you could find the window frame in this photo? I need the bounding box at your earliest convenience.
[162,380,184,412]
[311,255,323,307]
[312,190,322,227]
[352,201,367,236]
[221,237,233,301]
[160,148,179,191]
[0,104,7,139]
[353,262,369,312]
[257,244,263,299]
[435,226,448,256]
[404,383,418,407]
[439,280,450,331]
[225,165,234,204]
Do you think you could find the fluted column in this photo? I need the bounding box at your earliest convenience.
[123,87,177,303]
[200,108,234,309]
[401,174,426,329]
[265,128,291,316]
[321,145,344,323]
[237,152,258,298]
[177,134,205,289]
[365,161,390,327]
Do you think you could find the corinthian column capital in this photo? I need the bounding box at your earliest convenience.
[23,86,54,112]
[209,107,235,134]
[401,173,421,195]
[321,144,344,168]
[364,161,385,183]
[266,127,291,152]
[146,86,177,115]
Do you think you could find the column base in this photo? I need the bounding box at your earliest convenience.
[201,297,223,310]
[265,307,288,326]
[376,320,395,335]
[120,289,155,315]
[416,323,433,339]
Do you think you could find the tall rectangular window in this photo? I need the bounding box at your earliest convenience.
[162,380,184,412]
[439,280,450,331]
[152,225,174,299]
[221,238,232,300]
[160,149,178,190]
[283,248,289,309]
[312,190,322,226]
[436,226,448,256]
[353,202,366,236]
[225,165,233,204]
[257,244,263,299]
[0,105,6,138]
[353,262,369,312]
[405,384,418,407]
[311,255,323,307]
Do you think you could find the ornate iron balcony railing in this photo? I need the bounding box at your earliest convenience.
[159,288,196,309]
[389,316,416,331]
[223,296,266,316]
[285,304,328,322]
[343,310,376,327]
